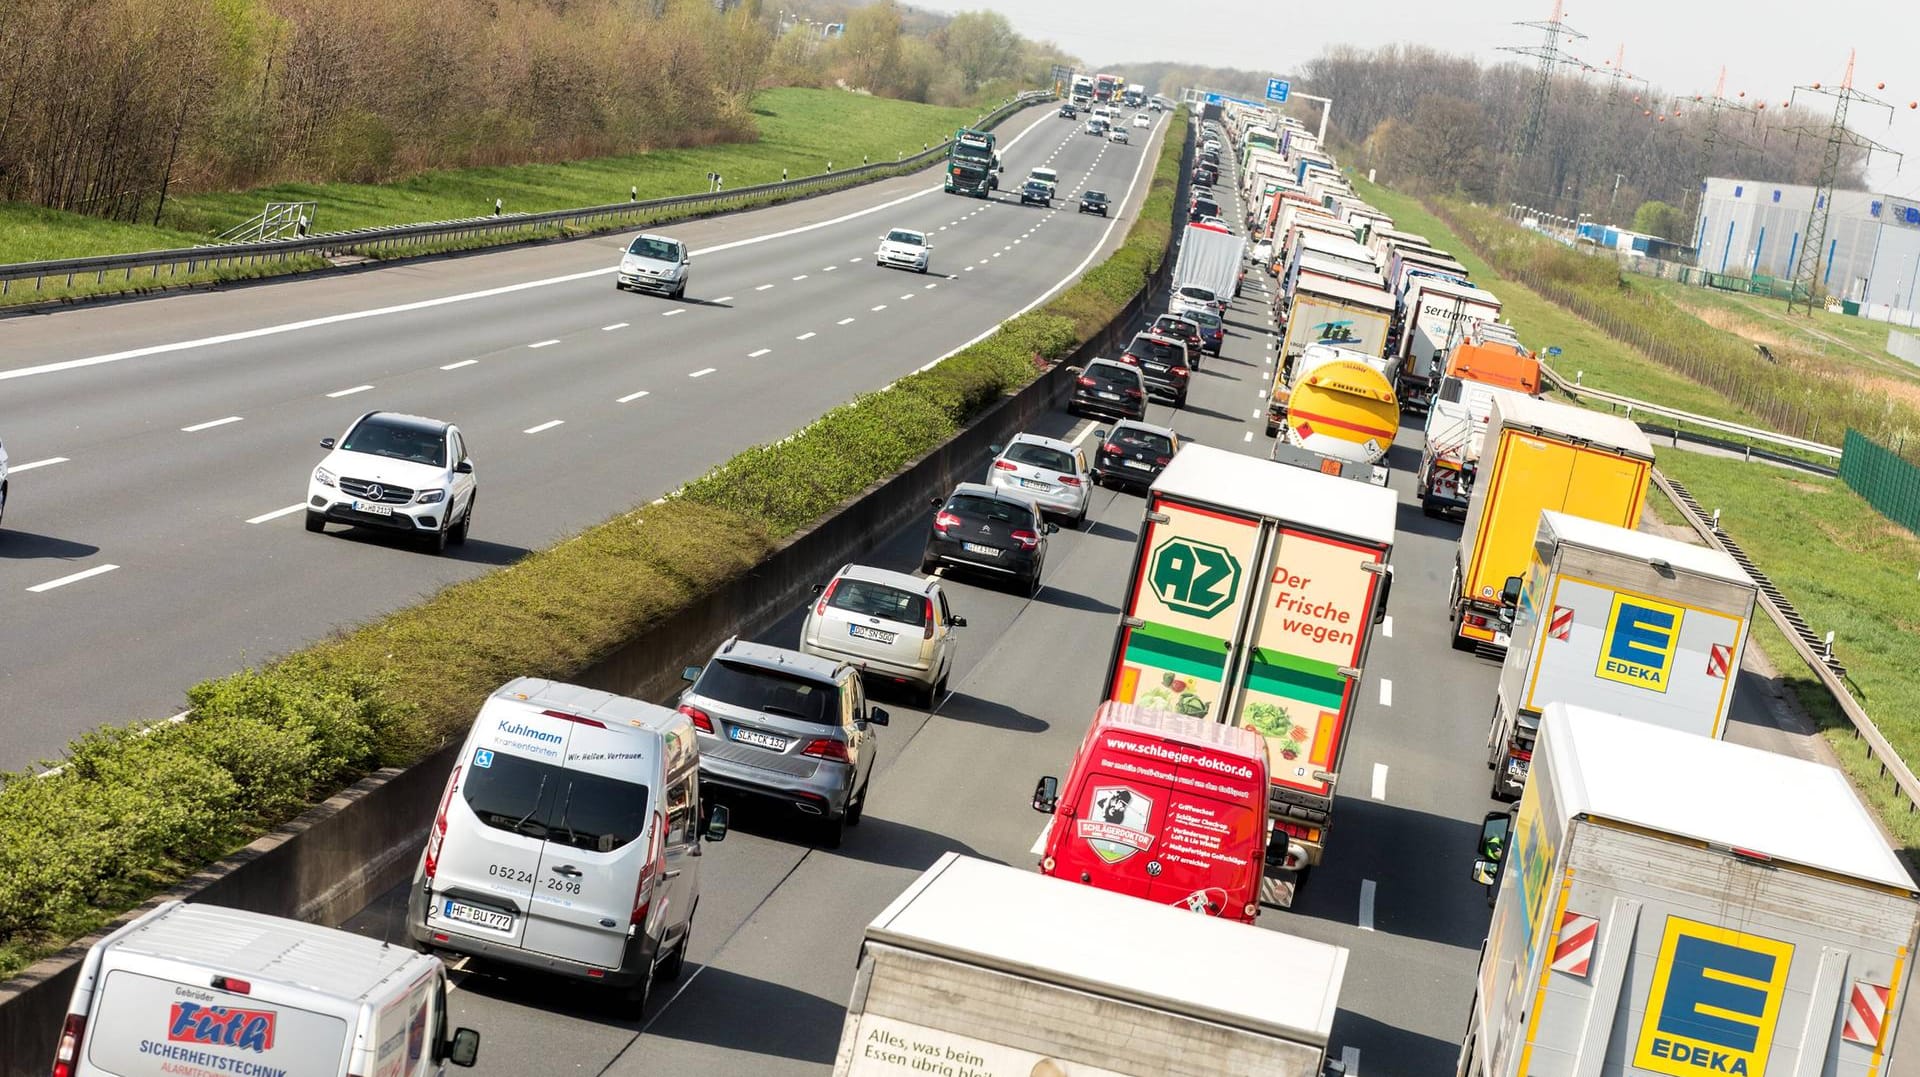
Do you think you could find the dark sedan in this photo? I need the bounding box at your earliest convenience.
[1079,189,1110,216]
[921,483,1057,596]
[1092,421,1182,492]
[1068,358,1148,421]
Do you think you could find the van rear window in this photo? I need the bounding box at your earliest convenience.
[463,754,651,852]
[86,969,350,1077]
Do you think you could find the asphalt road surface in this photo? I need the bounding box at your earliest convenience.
[0,104,1169,769]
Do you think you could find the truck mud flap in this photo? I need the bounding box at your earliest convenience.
[1260,873,1299,909]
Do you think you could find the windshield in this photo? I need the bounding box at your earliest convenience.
[462,752,651,851]
[828,579,928,627]
[949,493,1032,524]
[1112,427,1174,456]
[1131,335,1183,364]
[1178,286,1218,303]
[627,237,681,261]
[1190,310,1222,329]
[696,659,838,724]
[340,417,446,466]
[1084,191,1108,202]
[1031,170,1056,182]
[1156,317,1196,336]
[1005,443,1074,472]
[886,230,924,246]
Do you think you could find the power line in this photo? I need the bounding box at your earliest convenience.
[1781,51,1903,315]
[1496,0,1585,203]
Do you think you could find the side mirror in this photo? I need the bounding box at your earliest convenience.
[988,444,1003,455]
[1065,365,1083,375]
[1044,522,1060,535]
[929,496,944,508]
[447,1028,481,1067]
[1472,858,1501,888]
[1032,776,1059,814]
[868,707,890,727]
[703,803,730,842]
[810,582,824,594]
[454,459,473,475]
[319,437,336,450]
[949,615,968,628]
[1373,566,1394,626]
[1475,810,1513,890]
[1499,575,1523,609]
[681,665,702,683]
[1092,428,1108,441]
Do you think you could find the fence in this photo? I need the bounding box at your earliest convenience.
[1890,329,1920,367]
[1841,429,1920,534]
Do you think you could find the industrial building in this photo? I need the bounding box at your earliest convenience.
[1693,177,1920,311]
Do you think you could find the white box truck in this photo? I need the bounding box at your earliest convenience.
[1462,703,1920,1077]
[1486,511,1758,799]
[1396,278,1501,413]
[832,852,1348,1076]
[1171,221,1246,301]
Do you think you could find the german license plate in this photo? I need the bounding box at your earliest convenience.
[1124,460,1153,471]
[730,726,789,751]
[1097,391,1120,401]
[353,501,393,516]
[849,624,896,644]
[443,900,512,932]
[962,542,1000,556]
[1020,478,1049,491]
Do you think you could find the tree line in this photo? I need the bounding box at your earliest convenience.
[0,0,1069,228]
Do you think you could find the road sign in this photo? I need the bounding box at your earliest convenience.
[1149,537,1242,618]
[1545,346,1563,357]
[1267,78,1291,103]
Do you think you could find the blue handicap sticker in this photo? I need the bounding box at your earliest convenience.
[473,747,495,769]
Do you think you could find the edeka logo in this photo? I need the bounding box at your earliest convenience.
[1596,593,1682,693]
[1635,917,1794,1076]
[1149,537,1241,618]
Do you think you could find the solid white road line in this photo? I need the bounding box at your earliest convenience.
[601,322,629,331]
[246,503,306,525]
[528,339,560,348]
[440,359,477,370]
[1371,763,1388,801]
[326,384,374,398]
[1379,679,1393,707]
[689,367,716,378]
[523,420,564,434]
[181,416,242,432]
[747,348,772,358]
[1382,615,1394,638]
[1342,1047,1361,1076]
[10,457,69,473]
[661,308,686,317]
[27,564,120,593]
[617,390,650,403]
[837,317,856,325]
[1358,880,1377,932]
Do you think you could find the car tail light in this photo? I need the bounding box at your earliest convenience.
[993,460,1017,471]
[923,598,936,640]
[1171,367,1190,378]
[934,511,961,532]
[1154,456,1171,466]
[52,1013,85,1077]
[1058,475,1082,487]
[814,577,840,616]
[1103,443,1121,455]
[678,704,714,734]
[1076,375,1096,387]
[801,738,853,763]
[1118,353,1140,365]
[1011,529,1040,550]
[631,810,666,926]
[1124,388,1144,399]
[1464,613,1489,629]
[211,976,252,994]
[1243,902,1259,919]
[423,765,462,881]
[541,709,606,728]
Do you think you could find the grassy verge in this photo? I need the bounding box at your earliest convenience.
[0,110,1188,982]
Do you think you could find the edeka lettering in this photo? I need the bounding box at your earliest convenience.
[1634,917,1792,1077]
[1596,593,1682,694]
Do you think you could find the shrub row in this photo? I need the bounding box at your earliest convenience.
[0,109,1189,977]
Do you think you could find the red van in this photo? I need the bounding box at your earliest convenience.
[1030,702,1270,923]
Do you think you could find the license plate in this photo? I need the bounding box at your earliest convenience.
[1097,391,1121,401]
[849,624,896,644]
[1124,460,1153,471]
[1506,757,1530,781]
[962,542,1000,556]
[443,900,512,932]
[1020,478,1050,491]
[730,726,790,751]
[353,501,393,516]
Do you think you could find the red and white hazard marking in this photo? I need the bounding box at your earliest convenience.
[1707,643,1733,679]
[1548,606,1573,642]
[1550,909,1599,977]
[1843,980,1890,1047]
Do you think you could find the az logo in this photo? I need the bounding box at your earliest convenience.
[1635,917,1793,1076]
[1597,593,1682,693]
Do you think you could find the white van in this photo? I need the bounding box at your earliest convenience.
[1028,167,1059,197]
[53,901,479,1077]
[406,679,728,1010]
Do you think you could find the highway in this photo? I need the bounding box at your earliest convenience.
[335,142,1838,1075]
[0,103,1169,770]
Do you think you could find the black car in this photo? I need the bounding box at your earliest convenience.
[1189,196,1220,223]
[1069,358,1148,421]
[1150,313,1206,372]
[1092,421,1182,491]
[1182,305,1226,355]
[1019,180,1052,206]
[1059,103,1078,118]
[1192,165,1217,185]
[1120,331,1194,407]
[1079,189,1110,216]
[922,483,1056,596]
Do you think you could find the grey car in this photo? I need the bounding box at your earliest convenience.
[680,639,887,848]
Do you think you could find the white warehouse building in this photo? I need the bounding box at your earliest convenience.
[1693,177,1920,310]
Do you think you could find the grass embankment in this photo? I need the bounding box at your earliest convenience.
[1354,175,1920,851]
[1637,276,1920,386]
[0,111,1190,982]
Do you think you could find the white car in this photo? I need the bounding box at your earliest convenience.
[306,410,476,553]
[876,228,932,272]
[1250,239,1274,265]
[801,564,965,706]
[615,233,690,298]
[1109,128,1130,144]
[1133,113,1150,128]
[989,432,1092,526]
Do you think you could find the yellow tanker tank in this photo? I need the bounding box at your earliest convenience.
[1283,358,1400,464]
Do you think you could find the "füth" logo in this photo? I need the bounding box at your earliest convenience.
[1634,917,1793,1076]
[1596,593,1682,693]
[167,1002,277,1053]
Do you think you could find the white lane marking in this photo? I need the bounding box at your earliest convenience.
[1358,880,1377,932]
[754,283,775,291]
[848,256,863,262]
[837,317,856,325]
[796,332,816,341]
[523,420,564,434]
[978,259,989,264]
[938,226,948,231]
[1342,1047,1361,1076]
[791,274,808,281]
[823,265,837,271]
[964,266,974,271]
[1030,820,1052,855]
[871,304,887,312]
[1371,763,1388,801]
[27,563,120,593]
[747,348,772,358]
[713,296,735,303]
[1382,615,1394,638]
[181,416,242,432]
[601,322,629,331]
[1251,410,1261,419]
[924,283,938,289]
[440,359,477,370]
[1379,679,1393,707]
[661,308,686,317]
[992,252,1002,258]
[528,339,560,349]
[689,367,716,378]
[617,390,650,403]
[1243,431,1253,443]
[326,384,374,398]
[247,503,306,525]
[10,456,69,473]
[1069,420,1101,446]
[899,293,915,300]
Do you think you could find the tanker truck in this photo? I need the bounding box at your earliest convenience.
[1266,343,1398,486]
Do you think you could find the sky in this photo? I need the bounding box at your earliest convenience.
[909,0,1920,196]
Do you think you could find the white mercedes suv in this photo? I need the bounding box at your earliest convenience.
[306,411,476,553]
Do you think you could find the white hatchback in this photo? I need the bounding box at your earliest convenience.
[988,432,1092,525]
[800,565,966,707]
[307,410,476,553]
[876,227,932,272]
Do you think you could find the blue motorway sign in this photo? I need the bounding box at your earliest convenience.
[1267,78,1291,102]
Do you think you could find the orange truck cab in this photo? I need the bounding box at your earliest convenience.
[1443,335,1540,395]
[1030,702,1270,923]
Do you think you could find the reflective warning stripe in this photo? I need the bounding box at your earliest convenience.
[1707,642,1732,679]
[1548,606,1573,642]
[1844,981,1890,1047]
[1550,909,1599,978]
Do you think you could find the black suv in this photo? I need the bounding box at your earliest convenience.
[1189,196,1220,223]
[922,483,1057,596]
[1092,421,1182,492]
[1120,332,1194,407]
[1069,358,1148,421]
[1151,313,1206,372]
[1079,189,1110,216]
[1020,180,1052,207]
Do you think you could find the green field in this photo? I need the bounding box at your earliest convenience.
[1637,275,1920,389]
[0,88,986,265]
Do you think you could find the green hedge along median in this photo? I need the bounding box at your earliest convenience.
[0,109,1186,979]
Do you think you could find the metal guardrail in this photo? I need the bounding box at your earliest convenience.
[0,92,1053,297]
[1540,362,1842,461]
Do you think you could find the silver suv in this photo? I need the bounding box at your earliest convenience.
[680,639,888,848]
